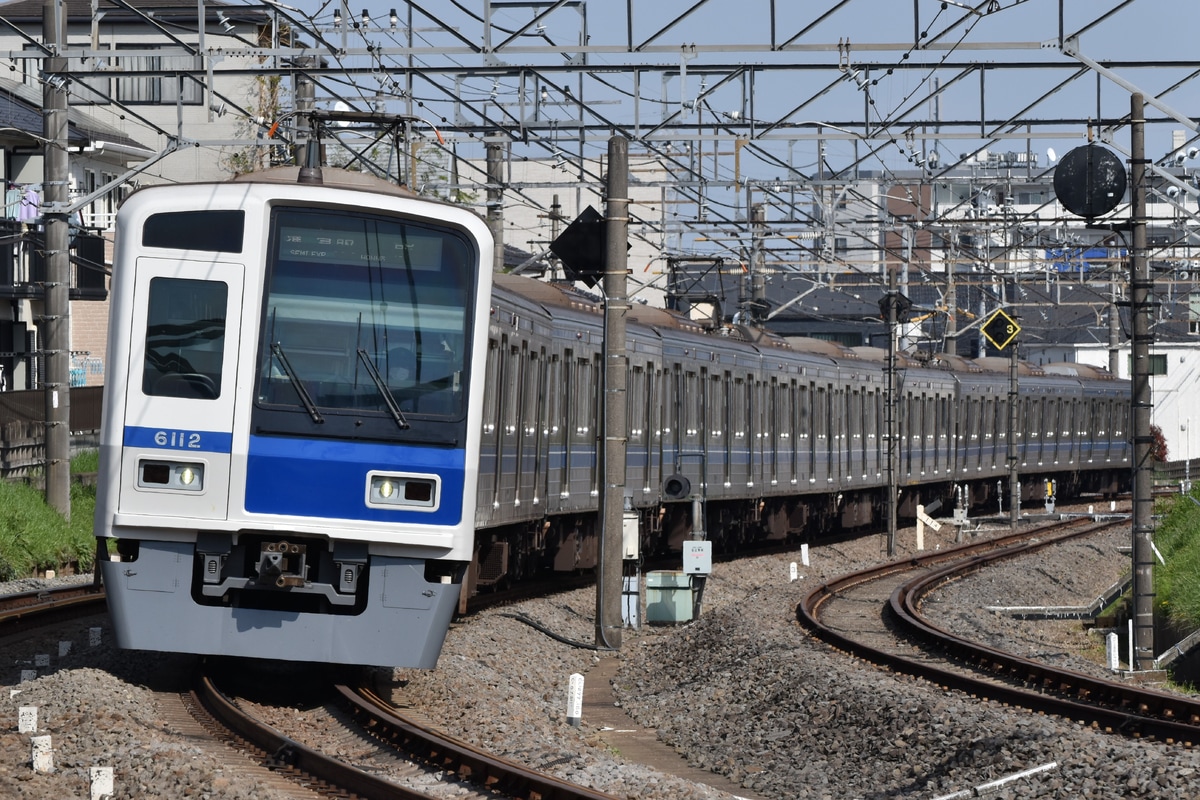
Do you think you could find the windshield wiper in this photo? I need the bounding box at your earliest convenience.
[357,348,411,430]
[271,343,324,424]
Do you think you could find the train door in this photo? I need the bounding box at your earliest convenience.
[545,352,567,510]
[705,369,724,494]
[682,367,701,490]
[847,388,862,481]
[720,371,739,491]
[870,387,883,480]
[628,362,648,495]
[815,383,830,484]
[769,377,781,487]
[564,350,598,508]
[495,339,522,517]
[117,259,244,521]
[516,344,543,510]
[478,336,503,525]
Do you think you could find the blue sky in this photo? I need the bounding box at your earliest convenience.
[267,0,1199,176]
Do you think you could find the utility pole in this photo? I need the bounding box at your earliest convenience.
[883,266,900,557]
[485,134,505,273]
[1008,342,1019,531]
[1129,93,1155,670]
[42,0,70,519]
[598,135,629,649]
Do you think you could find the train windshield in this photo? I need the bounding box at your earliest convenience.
[255,207,474,434]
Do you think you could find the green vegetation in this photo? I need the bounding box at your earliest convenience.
[1152,487,1200,635]
[0,451,98,581]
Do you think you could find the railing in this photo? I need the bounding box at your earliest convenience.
[0,386,103,479]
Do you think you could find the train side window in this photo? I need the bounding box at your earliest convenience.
[142,276,226,399]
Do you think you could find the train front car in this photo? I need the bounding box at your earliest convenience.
[95,168,493,667]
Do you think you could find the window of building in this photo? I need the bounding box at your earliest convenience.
[115,46,203,105]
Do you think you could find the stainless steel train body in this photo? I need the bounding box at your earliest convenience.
[468,274,1130,593]
[95,167,493,667]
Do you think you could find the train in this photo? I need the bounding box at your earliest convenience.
[94,165,1131,668]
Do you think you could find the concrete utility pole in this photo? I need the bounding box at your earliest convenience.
[884,266,899,557]
[42,0,70,519]
[597,135,629,649]
[1129,93,1155,669]
[485,134,505,273]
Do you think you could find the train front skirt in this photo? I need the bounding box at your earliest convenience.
[100,540,461,667]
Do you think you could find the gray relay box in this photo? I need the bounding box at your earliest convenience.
[682,540,712,574]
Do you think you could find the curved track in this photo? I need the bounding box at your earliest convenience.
[193,669,623,800]
[799,518,1200,746]
[0,581,106,635]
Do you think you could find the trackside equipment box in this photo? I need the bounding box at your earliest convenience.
[646,571,692,623]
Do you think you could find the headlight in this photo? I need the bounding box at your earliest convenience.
[367,472,439,511]
[138,460,205,491]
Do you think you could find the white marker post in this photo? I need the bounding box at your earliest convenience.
[1106,632,1120,672]
[789,562,798,583]
[18,706,37,734]
[90,766,114,800]
[566,673,584,727]
[31,735,53,772]
[801,543,810,567]
[916,504,942,552]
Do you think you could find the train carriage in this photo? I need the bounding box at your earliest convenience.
[97,168,1132,669]
[96,167,493,667]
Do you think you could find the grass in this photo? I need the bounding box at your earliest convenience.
[0,451,98,581]
[1152,487,1200,636]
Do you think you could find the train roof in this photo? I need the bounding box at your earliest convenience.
[229,166,420,199]
[1040,362,1119,380]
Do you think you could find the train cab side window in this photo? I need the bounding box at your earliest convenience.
[143,210,245,253]
[142,277,227,400]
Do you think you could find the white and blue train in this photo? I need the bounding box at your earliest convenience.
[95,167,492,667]
[96,165,1132,668]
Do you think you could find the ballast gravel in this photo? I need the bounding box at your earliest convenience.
[3,513,1200,799]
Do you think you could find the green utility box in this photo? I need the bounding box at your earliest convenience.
[646,570,692,624]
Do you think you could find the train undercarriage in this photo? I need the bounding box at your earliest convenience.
[462,465,1130,603]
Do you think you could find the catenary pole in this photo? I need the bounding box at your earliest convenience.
[1129,93,1155,669]
[598,135,629,649]
[42,0,70,519]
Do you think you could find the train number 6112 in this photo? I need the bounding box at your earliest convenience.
[154,430,202,449]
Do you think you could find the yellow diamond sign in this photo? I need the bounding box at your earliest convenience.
[982,308,1021,351]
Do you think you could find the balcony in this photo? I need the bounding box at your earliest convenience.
[0,219,108,301]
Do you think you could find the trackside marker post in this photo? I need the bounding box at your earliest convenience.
[31,735,52,772]
[801,543,810,567]
[789,563,798,582]
[91,766,114,800]
[18,706,37,733]
[566,673,584,726]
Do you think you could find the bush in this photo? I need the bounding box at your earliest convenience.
[0,452,98,581]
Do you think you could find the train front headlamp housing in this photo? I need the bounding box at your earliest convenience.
[138,459,205,491]
[367,471,440,511]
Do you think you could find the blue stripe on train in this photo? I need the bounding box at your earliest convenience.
[124,425,233,453]
[245,434,465,525]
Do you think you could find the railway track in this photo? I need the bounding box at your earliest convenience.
[0,580,106,635]
[799,517,1200,746]
[192,667,623,800]
[2,584,624,798]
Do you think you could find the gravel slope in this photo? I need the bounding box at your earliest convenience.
[4,514,1200,799]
